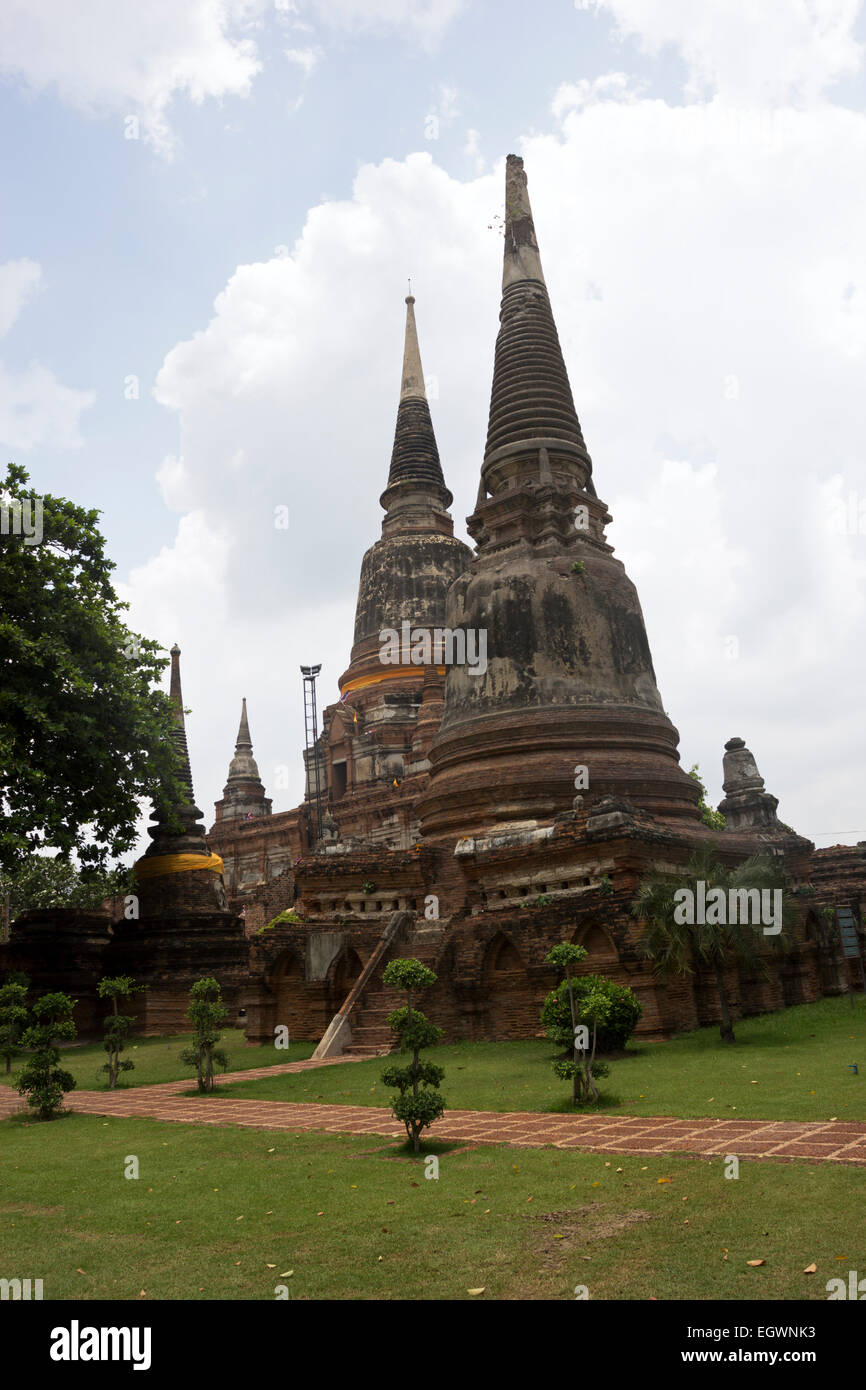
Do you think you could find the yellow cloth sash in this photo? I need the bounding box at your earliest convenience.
[133,852,225,880]
[340,665,446,695]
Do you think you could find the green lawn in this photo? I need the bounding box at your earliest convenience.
[217,996,866,1122]
[0,1111,859,1300]
[0,1030,315,1091]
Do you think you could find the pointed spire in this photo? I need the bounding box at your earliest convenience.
[484,155,591,474]
[381,294,451,510]
[236,697,252,751]
[502,154,546,289]
[400,295,426,401]
[167,643,196,806]
[225,698,263,787]
[213,698,271,823]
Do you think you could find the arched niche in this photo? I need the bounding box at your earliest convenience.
[483,932,536,1039]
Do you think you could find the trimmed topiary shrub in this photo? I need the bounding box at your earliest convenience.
[17,991,77,1119]
[381,958,445,1153]
[541,974,642,1054]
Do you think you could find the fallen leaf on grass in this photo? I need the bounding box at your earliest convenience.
[280,1270,293,1278]
[747,1260,766,1267]
[467,1287,486,1296]
[803,1263,817,1274]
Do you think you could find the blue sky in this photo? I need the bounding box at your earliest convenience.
[2,0,865,854]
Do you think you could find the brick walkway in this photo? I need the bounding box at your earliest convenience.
[2,1057,866,1164]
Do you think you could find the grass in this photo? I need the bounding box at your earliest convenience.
[0,1110,860,1300]
[217,996,866,1122]
[0,1030,315,1092]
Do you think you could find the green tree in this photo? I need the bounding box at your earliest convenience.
[687,765,726,830]
[0,976,29,1075]
[544,943,611,1105]
[0,462,187,874]
[97,975,141,1089]
[632,845,795,1043]
[16,991,77,1119]
[179,977,229,1093]
[0,859,134,931]
[541,974,642,1054]
[381,958,445,1153]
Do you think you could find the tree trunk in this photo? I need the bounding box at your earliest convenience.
[714,964,735,1043]
[109,997,118,1088]
[585,1019,600,1102]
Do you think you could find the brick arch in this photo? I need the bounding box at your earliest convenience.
[804,909,822,942]
[572,921,618,968]
[329,945,364,1012]
[487,934,524,976]
[270,949,305,1038]
[483,932,537,1040]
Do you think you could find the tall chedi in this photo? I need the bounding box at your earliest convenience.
[213,699,272,823]
[324,296,472,824]
[133,644,229,916]
[418,155,701,837]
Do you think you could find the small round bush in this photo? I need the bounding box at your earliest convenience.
[541,974,642,1053]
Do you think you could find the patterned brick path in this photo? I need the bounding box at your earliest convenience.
[3,1057,866,1165]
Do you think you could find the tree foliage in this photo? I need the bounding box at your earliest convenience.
[543,943,611,1106]
[0,976,29,1075]
[97,975,141,1089]
[0,857,134,927]
[687,764,727,831]
[632,844,796,1043]
[16,991,77,1119]
[381,957,445,1153]
[541,974,642,1054]
[179,977,229,1093]
[0,463,186,873]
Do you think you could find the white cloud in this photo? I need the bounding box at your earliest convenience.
[552,71,644,119]
[463,127,484,173]
[0,362,94,452]
[284,44,322,75]
[576,0,863,102]
[0,259,94,452]
[0,0,266,154]
[0,258,42,338]
[306,0,463,44]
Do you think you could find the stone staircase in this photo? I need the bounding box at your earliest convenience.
[338,918,446,1057]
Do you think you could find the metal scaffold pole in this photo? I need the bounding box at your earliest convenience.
[300,664,324,843]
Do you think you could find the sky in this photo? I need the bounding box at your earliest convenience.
[2,0,865,858]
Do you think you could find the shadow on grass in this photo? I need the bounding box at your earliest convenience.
[545,1090,622,1115]
[379,1136,470,1159]
[4,1106,79,1128]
